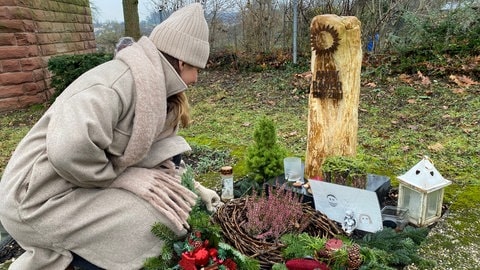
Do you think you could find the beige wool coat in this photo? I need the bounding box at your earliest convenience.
[0,37,192,270]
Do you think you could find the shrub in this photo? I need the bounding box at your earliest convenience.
[47,53,113,101]
[388,3,480,74]
[321,156,368,189]
[246,116,287,183]
[243,183,304,241]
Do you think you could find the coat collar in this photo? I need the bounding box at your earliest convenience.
[158,50,188,97]
[136,37,187,98]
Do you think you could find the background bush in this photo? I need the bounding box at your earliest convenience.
[47,53,113,101]
[387,2,480,76]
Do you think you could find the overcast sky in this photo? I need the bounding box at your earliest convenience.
[90,0,153,22]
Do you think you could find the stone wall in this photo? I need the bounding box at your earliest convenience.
[0,0,96,112]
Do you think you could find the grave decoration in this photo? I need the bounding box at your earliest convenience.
[143,157,436,269]
[320,155,368,189]
[143,166,260,270]
[309,179,383,235]
[397,156,452,227]
[212,183,343,269]
[305,14,362,179]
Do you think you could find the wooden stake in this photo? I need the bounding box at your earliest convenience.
[305,15,362,179]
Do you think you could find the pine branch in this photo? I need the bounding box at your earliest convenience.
[151,222,178,246]
[146,223,179,269]
[356,226,434,267]
[280,233,326,259]
[181,165,196,192]
[218,242,260,270]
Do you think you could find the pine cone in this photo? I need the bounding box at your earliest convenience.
[347,244,362,269]
[315,248,332,260]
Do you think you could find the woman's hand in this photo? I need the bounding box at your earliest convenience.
[194,182,223,212]
[110,167,198,232]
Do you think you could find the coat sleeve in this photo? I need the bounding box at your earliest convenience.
[46,85,126,188]
[135,136,191,168]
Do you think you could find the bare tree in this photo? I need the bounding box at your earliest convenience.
[89,2,101,25]
[203,0,236,50]
[239,0,283,52]
[95,22,126,53]
[123,0,141,40]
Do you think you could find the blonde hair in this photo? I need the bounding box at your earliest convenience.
[162,51,192,128]
[167,92,191,128]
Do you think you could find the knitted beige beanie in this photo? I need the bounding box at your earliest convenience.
[149,3,210,68]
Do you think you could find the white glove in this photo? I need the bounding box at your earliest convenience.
[176,159,223,212]
[194,181,223,212]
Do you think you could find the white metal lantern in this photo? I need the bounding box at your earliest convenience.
[397,156,451,227]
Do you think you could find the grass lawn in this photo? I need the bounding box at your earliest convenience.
[1,63,479,269]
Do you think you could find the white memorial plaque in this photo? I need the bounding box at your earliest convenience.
[309,180,383,233]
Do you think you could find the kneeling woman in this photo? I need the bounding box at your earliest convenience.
[0,4,220,269]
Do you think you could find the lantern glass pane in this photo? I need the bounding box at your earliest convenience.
[426,189,442,218]
[401,186,422,220]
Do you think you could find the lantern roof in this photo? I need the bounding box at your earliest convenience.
[397,156,452,192]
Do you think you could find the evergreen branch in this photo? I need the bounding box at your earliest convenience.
[280,233,326,259]
[355,226,433,267]
[272,263,289,270]
[181,165,196,192]
[147,222,179,269]
[218,242,260,270]
[151,222,178,246]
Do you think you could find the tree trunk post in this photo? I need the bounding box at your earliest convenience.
[123,0,141,40]
[305,15,362,179]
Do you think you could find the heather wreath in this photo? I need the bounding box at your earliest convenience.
[243,183,305,241]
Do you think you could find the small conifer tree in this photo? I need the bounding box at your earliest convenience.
[246,116,287,183]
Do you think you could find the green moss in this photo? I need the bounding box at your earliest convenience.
[195,171,219,189]
[230,146,249,177]
[394,86,418,99]
[0,106,46,177]
[448,185,480,211]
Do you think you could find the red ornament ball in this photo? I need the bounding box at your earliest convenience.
[286,258,330,270]
[325,238,343,250]
[209,248,218,258]
[193,247,210,266]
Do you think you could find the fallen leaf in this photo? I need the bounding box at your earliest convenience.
[449,75,479,87]
[365,82,377,87]
[241,122,251,127]
[461,127,472,134]
[428,143,444,152]
[417,71,431,86]
[266,100,276,106]
[452,88,466,94]
[399,74,413,84]
[294,71,312,79]
[285,131,298,137]
[407,99,416,104]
